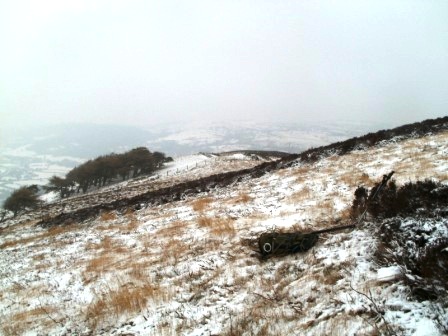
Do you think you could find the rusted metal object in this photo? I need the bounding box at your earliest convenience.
[257,224,355,258]
[258,231,318,256]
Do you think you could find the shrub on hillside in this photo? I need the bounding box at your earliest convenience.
[376,218,448,302]
[2,186,40,216]
[351,179,448,219]
[352,178,448,308]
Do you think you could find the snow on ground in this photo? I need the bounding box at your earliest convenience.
[0,132,447,335]
[39,191,60,204]
[11,152,266,222]
[157,154,214,176]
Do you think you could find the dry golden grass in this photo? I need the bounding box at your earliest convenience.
[7,282,26,296]
[155,221,187,237]
[123,210,139,231]
[0,322,25,336]
[11,306,56,320]
[123,207,134,216]
[321,266,344,285]
[100,211,117,221]
[415,159,436,172]
[338,206,353,221]
[197,215,213,228]
[277,168,293,177]
[1,306,57,336]
[0,236,36,249]
[232,271,251,288]
[305,259,354,290]
[96,218,139,232]
[197,215,236,236]
[125,261,149,282]
[435,171,448,181]
[210,218,236,236]
[288,186,312,203]
[223,314,278,336]
[392,152,441,182]
[94,209,133,232]
[191,197,214,212]
[94,223,115,231]
[160,238,190,264]
[232,192,253,204]
[8,283,48,304]
[247,212,270,221]
[293,165,312,179]
[86,282,167,330]
[315,200,336,219]
[85,254,114,274]
[85,236,112,251]
[83,236,128,283]
[338,170,373,187]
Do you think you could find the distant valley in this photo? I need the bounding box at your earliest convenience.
[0,120,381,204]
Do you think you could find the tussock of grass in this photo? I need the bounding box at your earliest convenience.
[125,262,149,282]
[232,192,253,204]
[1,306,57,336]
[160,238,190,264]
[192,197,214,212]
[293,166,312,182]
[314,200,338,221]
[197,215,213,227]
[124,210,139,231]
[197,216,236,236]
[288,186,312,203]
[85,254,114,273]
[0,236,36,249]
[211,218,236,236]
[339,171,373,187]
[155,220,187,237]
[100,211,117,221]
[86,282,160,330]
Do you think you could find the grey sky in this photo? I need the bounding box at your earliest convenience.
[1,0,447,130]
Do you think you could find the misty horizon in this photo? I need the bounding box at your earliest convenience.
[1,0,447,133]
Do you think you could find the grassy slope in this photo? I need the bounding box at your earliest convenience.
[0,131,447,335]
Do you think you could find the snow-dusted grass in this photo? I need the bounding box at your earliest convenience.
[0,132,447,335]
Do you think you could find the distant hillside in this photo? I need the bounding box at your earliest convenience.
[0,120,377,205]
[25,116,446,228]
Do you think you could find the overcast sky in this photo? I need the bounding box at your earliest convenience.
[0,0,447,130]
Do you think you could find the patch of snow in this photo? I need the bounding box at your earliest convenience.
[377,266,402,282]
[39,191,59,203]
[228,153,247,160]
[413,319,441,336]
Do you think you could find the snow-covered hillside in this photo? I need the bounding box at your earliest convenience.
[0,131,447,335]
